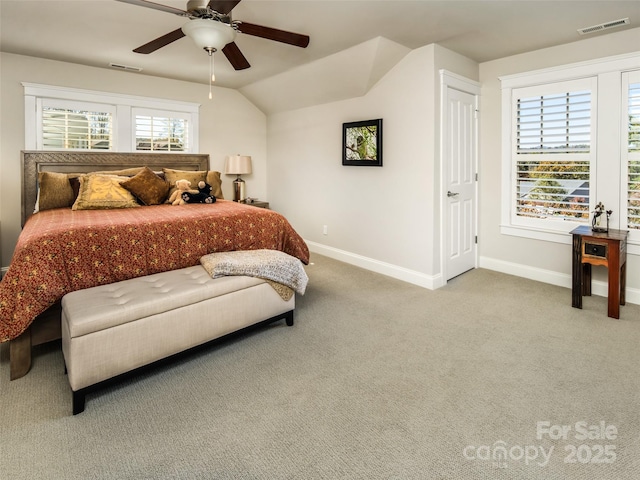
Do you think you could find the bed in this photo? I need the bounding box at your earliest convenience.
[1,151,309,379]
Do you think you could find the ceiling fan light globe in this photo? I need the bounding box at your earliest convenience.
[182,18,236,51]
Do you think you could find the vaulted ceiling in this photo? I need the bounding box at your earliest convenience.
[2,0,638,94]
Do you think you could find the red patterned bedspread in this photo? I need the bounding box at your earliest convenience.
[0,201,309,342]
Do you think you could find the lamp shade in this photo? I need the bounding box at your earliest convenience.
[224,155,252,175]
[182,19,236,51]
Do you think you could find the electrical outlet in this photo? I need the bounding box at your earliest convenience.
[323,225,328,235]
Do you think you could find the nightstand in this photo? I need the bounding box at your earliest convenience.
[571,226,627,319]
[244,200,269,209]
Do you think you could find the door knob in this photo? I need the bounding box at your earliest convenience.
[447,191,459,197]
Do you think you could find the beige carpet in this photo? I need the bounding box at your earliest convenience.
[1,254,639,479]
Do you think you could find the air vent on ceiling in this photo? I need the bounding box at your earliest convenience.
[578,17,630,35]
[109,63,143,72]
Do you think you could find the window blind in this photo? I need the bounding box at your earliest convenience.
[515,90,591,221]
[628,82,640,230]
[42,107,112,150]
[135,115,187,152]
[517,91,591,153]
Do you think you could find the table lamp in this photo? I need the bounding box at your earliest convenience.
[224,154,252,202]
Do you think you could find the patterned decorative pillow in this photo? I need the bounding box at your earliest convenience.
[35,171,75,213]
[72,174,140,210]
[120,166,170,205]
[163,168,224,201]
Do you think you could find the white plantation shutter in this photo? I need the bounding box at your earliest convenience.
[39,100,114,150]
[515,160,590,220]
[25,83,199,153]
[134,112,189,152]
[513,81,594,222]
[517,91,591,153]
[627,79,640,230]
[500,54,640,246]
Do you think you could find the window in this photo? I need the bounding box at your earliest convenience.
[41,103,113,150]
[627,76,640,231]
[500,53,640,250]
[515,83,593,223]
[24,83,199,153]
[134,111,189,152]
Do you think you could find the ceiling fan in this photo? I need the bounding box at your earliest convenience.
[116,0,310,71]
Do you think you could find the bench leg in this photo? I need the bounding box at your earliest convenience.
[73,390,86,415]
[285,310,294,327]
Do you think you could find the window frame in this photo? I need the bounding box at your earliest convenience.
[38,98,116,151]
[133,108,191,152]
[622,70,640,245]
[23,83,200,153]
[500,52,640,251]
[509,77,597,231]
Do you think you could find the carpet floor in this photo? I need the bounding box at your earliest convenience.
[1,254,639,479]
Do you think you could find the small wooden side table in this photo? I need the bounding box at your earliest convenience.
[244,200,269,209]
[571,226,628,319]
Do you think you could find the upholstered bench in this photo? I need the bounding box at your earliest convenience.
[61,265,294,414]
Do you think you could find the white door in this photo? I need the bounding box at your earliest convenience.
[444,87,477,280]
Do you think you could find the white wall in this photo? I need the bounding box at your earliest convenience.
[478,27,640,303]
[267,44,478,287]
[0,52,267,268]
[5,27,636,305]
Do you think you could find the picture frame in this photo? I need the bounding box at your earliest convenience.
[342,119,383,166]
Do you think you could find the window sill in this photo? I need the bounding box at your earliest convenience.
[500,224,574,245]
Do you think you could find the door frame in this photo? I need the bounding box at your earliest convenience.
[439,70,481,284]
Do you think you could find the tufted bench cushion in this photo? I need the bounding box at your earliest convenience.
[62,265,294,414]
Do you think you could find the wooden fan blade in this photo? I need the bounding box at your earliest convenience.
[207,1,241,15]
[222,42,251,70]
[133,28,186,54]
[115,0,187,16]
[237,22,310,48]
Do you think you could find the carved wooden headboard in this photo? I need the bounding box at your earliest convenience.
[21,150,210,226]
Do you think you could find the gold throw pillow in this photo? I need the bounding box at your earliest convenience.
[120,166,170,205]
[35,171,75,212]
[72,174,140,210]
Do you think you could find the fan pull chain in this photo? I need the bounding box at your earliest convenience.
[208,49,214,100]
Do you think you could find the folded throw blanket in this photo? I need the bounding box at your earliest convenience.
[200,249,308,300]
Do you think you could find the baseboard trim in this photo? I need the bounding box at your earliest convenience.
[303,244,640,305]
[479,256,640,306]
[306,241,443,290]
